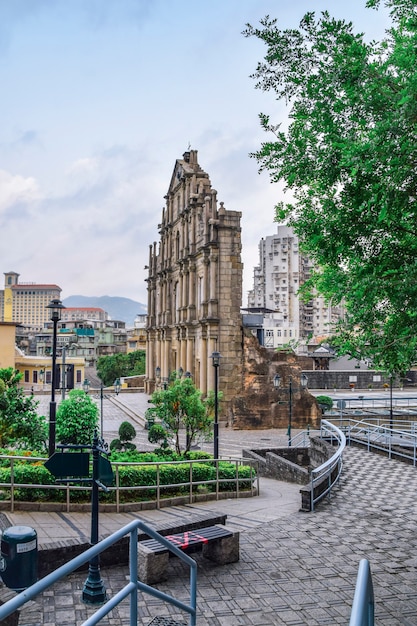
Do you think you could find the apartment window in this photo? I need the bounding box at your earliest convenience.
[24,370,30,383]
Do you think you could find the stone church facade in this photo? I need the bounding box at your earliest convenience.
[145,150,243,415]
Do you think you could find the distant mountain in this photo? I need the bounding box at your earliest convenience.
[62,295,147,326]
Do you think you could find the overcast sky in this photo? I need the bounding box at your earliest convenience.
[0,0,390,305]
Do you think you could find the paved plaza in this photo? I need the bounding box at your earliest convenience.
[3,393,417,624]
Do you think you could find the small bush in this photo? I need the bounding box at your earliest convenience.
[110,421,137,452]
[316,395,333,411]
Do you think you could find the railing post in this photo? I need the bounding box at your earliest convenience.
[156,462,160,509]
[116,465,120,513]
[10,458,14,513]
[349,559,374,626]
[129,526,138,626]
[189,462,193,504]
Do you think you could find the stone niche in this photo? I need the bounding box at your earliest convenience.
[230,331,320,430]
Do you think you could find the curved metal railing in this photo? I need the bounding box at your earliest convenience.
[310,419,346,511]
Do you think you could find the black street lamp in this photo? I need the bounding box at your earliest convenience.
[210,351,222,459]
[273,372,308,447]
[83,378,90,394]
[46,298,65,457]
[82,430,108,605]
[389,374,393,430]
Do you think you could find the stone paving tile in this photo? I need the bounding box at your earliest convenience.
[9,440,417,624]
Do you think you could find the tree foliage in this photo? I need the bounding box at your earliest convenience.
[244,0,417,374]
[146,376,216,455]
[96,350,145,386]
[110,421,137,452]
[56,389,99,445]
[0,368,48,451]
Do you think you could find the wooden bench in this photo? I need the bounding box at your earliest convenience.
[138,524,239,584]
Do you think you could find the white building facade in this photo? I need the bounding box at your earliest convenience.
[247,225,343,351]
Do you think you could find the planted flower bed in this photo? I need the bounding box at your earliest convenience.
[0,449,257,507]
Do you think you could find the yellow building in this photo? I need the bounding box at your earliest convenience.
[0,323,20,369]
[1,271,61,330]
[0,320,85,391]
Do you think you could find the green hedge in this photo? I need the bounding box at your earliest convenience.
[0,457,256,504]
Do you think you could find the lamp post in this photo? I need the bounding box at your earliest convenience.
[389,374,393,430]
[273,372,308,446]
[46,298,65,457]
[83,378,90,394]
[97,379,121,437]
[210,351,222,460]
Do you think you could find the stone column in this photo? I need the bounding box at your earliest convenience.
[209,254,218,318]
[199,336,207,395]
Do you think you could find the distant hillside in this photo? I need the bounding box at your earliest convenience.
[63,295,147,326]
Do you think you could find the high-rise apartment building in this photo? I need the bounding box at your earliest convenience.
[247,226,343,349]
[0,272,61,330]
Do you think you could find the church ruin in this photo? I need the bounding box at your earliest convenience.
[145,150,243,414]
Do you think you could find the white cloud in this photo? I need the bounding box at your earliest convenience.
[0,0,392,304]
[0,170,40,213]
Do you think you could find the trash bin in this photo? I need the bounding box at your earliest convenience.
[147,417,155,430]
[0,526,38,591]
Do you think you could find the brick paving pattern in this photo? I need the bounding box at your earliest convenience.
[6,393,417,624]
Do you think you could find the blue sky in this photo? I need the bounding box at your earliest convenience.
[0,0,390,305]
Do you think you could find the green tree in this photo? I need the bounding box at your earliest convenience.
[0,368,48,451]
[96,350,146,386]
[244,1,417,374]
[146,376,214,455]
[110,421,137,452]
[56,389,99,445]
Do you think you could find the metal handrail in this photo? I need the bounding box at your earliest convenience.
[349,559,374,626]
[0,519,197,626]
[284,421,346,511]
[0,454,259,513]
[328,417,417,466]
[310,420,346,511]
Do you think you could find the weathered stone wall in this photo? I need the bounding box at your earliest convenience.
[230,330,321,429]
[302,369,417,390]
[243,438,333,486]
[308,437,335,466]
[243,447,309,484]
